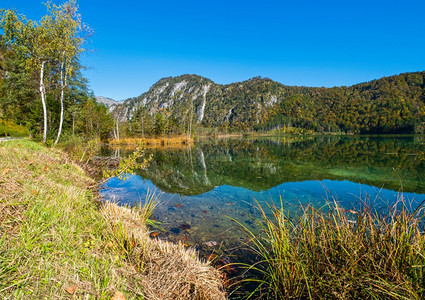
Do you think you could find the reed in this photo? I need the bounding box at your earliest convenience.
[233,197,425,299]
[59,135,101,164]
[133,191,161,227]
[109,136,194,147]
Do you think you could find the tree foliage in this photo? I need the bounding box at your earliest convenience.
[0,1,113,140]
[120,73,425,135]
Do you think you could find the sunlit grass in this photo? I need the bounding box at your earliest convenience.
[59,135,101,164]
[232,197,425,299]
[0,119,29,137]
[0,139,225,299]
[0,139,137,298]
[109,136,194,147]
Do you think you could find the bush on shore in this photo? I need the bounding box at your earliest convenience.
[0,119,29,137]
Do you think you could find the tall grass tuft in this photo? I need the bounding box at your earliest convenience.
[59,135,101,164]
[133,191,161,227]
[234,197,425,299]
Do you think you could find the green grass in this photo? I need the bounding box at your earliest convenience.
[58,135,101,164]
[0,139,145,299]
[233,198,425,299]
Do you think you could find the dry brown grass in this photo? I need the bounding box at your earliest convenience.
[102,202,227,300]
[109,136,194,148]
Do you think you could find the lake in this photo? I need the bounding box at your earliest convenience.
[100,135,425,256]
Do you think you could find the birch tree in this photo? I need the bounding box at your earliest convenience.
[1,9,55,142]
[50,1,85,144]
[0,1,87,143]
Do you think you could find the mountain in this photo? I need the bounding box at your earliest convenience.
[95,96,120,112]
[115,72,425,134]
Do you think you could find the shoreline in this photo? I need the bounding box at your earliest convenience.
[0,139,226,299]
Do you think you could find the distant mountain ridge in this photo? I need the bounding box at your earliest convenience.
[95,96,120,112]
[109,72,425,134]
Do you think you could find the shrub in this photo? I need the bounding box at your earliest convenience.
[0,119,29,137]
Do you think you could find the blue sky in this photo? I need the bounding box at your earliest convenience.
[2,0,425,100]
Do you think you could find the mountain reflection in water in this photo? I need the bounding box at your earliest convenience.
[100,136,425,252]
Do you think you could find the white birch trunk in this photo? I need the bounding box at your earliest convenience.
[55,61,65,145]
[40,61,48,143]
[141,114,144,137]
[113,115,120,140]
[188,100,193,139]
[116,117,120,140]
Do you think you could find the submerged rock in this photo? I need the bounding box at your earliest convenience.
[170,227,181,234]
[179,223,191,230]
[204,241,218,247]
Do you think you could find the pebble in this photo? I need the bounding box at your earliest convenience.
[204,241,218,247]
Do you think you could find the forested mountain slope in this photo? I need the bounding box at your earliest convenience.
[118,72,425,134]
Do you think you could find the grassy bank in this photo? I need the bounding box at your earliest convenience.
[0,140,225,299]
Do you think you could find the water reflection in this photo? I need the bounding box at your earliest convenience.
[100,136,425,252]
[102,135,425,194]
